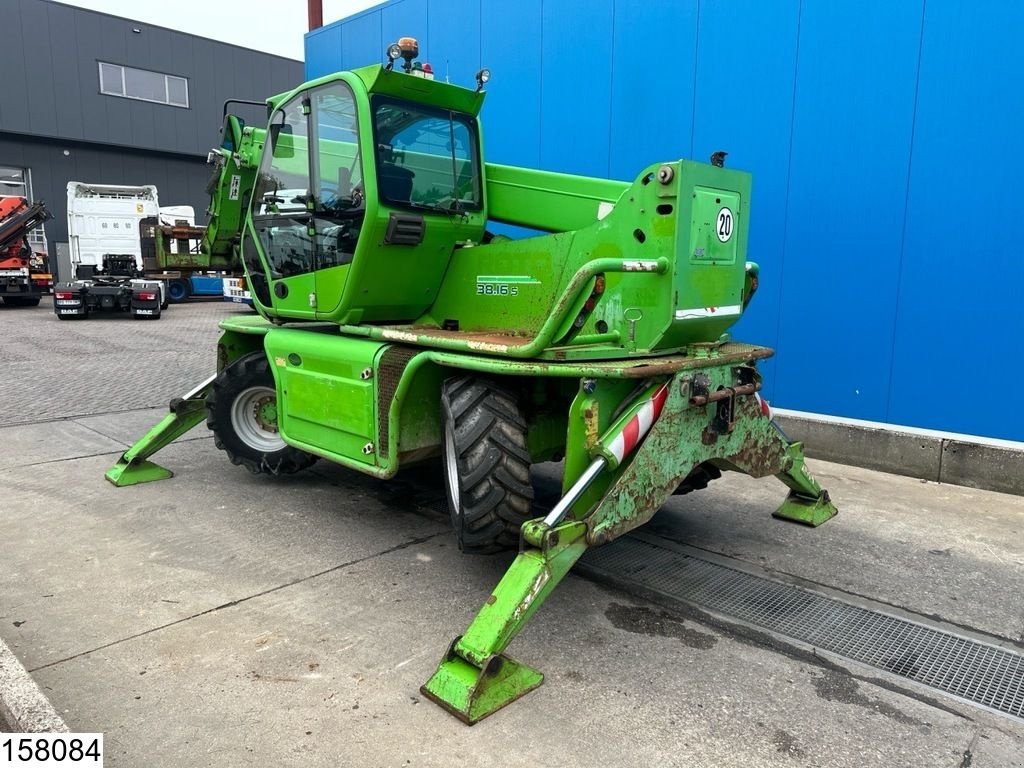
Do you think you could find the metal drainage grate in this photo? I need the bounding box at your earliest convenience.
[579,535,1024,719]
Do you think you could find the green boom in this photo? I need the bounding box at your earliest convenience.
[105,40,837,724]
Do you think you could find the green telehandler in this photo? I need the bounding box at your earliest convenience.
[106,38,837,724]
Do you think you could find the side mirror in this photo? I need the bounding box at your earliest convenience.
[269,122,295,159]
[220,114,244,152]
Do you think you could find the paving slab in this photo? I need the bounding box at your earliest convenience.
[27,537,1024,767]
[0,440,447,671]
[71,408,185,447]
[1,404,1023,766]
[0,299,235,425]
[0,420,125,468]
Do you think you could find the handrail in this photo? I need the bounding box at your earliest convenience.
[343,256,667,358]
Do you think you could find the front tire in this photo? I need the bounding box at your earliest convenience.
[206,352,316,475]
[441,376,534,554]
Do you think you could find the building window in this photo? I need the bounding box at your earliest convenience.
[0,166,29,196]
[98,62,189,108]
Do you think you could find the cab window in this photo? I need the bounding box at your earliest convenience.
[252,99,313,278]
[372,98,480,213]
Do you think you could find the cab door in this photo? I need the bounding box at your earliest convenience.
[308,81,365,318]
[249,93,317,319]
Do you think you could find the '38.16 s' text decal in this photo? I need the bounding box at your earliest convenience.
[475,275,539,297]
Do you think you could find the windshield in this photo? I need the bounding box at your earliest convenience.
[372,98,481,212]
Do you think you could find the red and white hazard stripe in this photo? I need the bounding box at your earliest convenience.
[606,383,670,464]
[754,392,773,420]
[542,382,668,528]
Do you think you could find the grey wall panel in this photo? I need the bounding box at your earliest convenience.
[270,55,300,96]
[152,101,178,151]
[2,0,303,158]
[74,10,107,141]
[190,38,221,152]
[232,48,252,110]
[0,2,30,132]
[3,143,27,166]
[170,33,200,152]
[247,51,273,108]
[96,5,128,64]
[20,0,58,137]
[47,3,84,140]
[130,102,158,155]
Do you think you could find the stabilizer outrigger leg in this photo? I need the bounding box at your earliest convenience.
[423,367,838,723]
[104,373,215,487]
[420,520,589,723]
[771,441,836,526]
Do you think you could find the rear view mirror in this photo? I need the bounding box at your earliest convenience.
[221,114,244,153]
[269,122,295,159]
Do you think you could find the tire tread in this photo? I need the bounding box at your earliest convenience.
[442,376,534,554]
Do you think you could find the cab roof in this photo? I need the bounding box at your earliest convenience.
[267,64,486,118]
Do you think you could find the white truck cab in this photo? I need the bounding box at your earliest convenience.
[66,182,159,275]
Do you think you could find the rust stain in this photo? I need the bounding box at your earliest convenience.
[511,570,550,622]
[723,399,788,476]
[391,326,532,346]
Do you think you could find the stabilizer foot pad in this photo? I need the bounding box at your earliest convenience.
[105,459,174,487]
[421,649,544,725]
[772,490,837,527]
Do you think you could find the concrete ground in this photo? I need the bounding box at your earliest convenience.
[1,298,1023,766]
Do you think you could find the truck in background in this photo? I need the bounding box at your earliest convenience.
[0,197,52,307]
[53,253,164,320]
[56,182,166,319]
[64,182,240,304]
[141,208,230,302]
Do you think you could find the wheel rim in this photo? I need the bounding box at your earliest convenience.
[444,420,461,512]
[168,282,186,301]
[230,385,286,453]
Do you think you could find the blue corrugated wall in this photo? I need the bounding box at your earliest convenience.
[306,0,1024,441]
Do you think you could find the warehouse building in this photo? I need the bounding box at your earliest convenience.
[306,0,1024,444]
[0,0,303,278]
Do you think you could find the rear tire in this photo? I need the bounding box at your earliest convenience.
[206,351,317,475]
[441,376,534,554]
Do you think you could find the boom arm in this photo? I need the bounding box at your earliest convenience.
[201,125,265,265]
[485,163,629,233]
